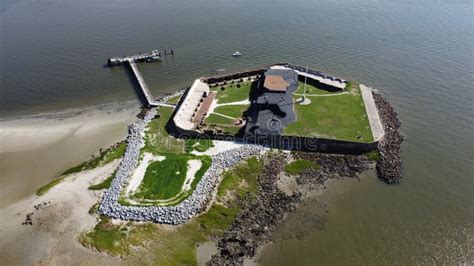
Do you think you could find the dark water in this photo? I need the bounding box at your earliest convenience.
[1,0,473,263]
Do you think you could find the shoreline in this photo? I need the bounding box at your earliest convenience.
[208,152,375,264]
[0,103,140,207]
[207,92,403,264]
[0,88,403,264]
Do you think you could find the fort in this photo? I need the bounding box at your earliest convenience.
[108,53,384,154]
[97,56,401,226]
[169,63,384,154]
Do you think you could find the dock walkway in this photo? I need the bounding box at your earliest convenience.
[126,60,174,108]
[108,50,175,108]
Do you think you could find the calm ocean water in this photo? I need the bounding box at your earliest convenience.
[1,0,473,263]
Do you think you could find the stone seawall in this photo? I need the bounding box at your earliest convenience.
[98,106,264,224]
[372,91,404,183]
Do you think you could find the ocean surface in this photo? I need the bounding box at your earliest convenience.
[1,0,473,264]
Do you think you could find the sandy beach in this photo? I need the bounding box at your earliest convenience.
[0,158,122,265]
[0,104,139,207]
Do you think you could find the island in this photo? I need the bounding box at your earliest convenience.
[30,61,403,265]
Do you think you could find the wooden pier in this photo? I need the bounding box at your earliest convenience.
[108,50,175,108]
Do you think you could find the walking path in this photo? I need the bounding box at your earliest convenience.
[360,84,385,141]
[212,112,236,120]
[293,92,348,97]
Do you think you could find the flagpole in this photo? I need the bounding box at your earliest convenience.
[303,64,308,101]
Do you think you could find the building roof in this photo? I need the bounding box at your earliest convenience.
[263,75,289,92]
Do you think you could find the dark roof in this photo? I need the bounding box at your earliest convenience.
[245,68,299,135]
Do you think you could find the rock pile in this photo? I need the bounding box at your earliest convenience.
[292,153,372,189]
[210,153,374,264]
[373,92,404,184]
[99,107,264,224]
[22,201,51,225]
[209,153,300,265]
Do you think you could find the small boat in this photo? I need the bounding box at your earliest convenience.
[232,51,242,57]
[147,55,161,62]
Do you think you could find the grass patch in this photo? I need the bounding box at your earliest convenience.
[36,143,126,196]
[166,95,182,104]
[365,150,380,161]
[185,138,214,153]
[205,113,235,125]
[142,107,185,154]
[89,171,115,190]
[62,142,127,176]
[212,104,248,119]
[285,159,320,175]
[284,85,373,142]
[211,82,253,104]
[217,156,262,200]
[294,81,338,95]
[133,154,211,200]
[80,216,156,256]
[36,175,67,196]
[89,203,99,215]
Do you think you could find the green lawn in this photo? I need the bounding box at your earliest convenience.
[284,86,373,142]
[133,153,211,200]
[205,113,235,125]
[202,113,243,135]
[212,104,248,119]
[210,82,253,104]
[285,159,320,175]
[185,138,215,153]
[294,81,339,95]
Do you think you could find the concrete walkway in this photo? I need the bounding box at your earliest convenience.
[360,84,385,141]
[212,112,236,120]
[293,92,348,97]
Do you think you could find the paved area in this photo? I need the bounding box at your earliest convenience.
[360,84,385,141]
[173,79,210,130]
[193,92,215,123]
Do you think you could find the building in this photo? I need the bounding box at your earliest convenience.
[245,68,298,135]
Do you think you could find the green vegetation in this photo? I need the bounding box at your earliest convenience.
[217,156,262,200]
[80,216,156,256]
[62,142,127,176]
[205,113,235,124]
[81,157,264,264]
[294,81,338,95]
[133,154,211,200]
[213,104,248,119]
[210,82,253,104]
[36,143,126,196]
[89,203,99,215]
[185,138,214,153]
[36,175,68,196]
[285,159,320,175]
[345,81,353,91]
[166,95,182,104]
[284,85,373,142]
[365,150,380,161]
[143,107,185,154]
[89,171,115,190]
